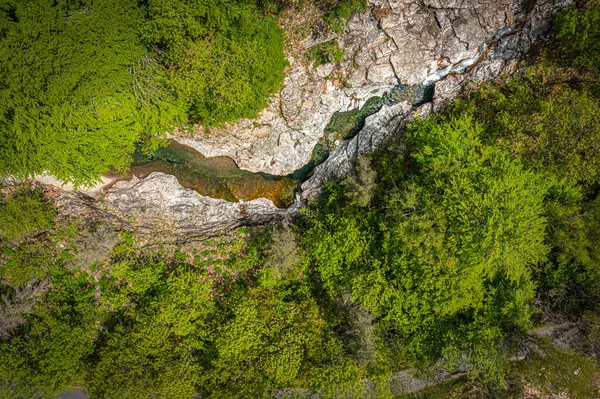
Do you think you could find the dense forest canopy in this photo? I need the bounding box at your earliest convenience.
[0,0,288,185]
[1,1,600,399]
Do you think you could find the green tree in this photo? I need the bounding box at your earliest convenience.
[301,115,550,383]
[204,284,367,398]
[0,188,55,242]
[452,76,600,186]
[0,0,179,184]
[86,257,215,399]
[141,0,288,126]
[0,269,97,398]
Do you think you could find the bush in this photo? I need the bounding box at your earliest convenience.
[0,189,55,242]
[306,41,345,66]
[0,0,287,184]
[142,0,288,126]
[451,76,600,186]
[554,1,600,70]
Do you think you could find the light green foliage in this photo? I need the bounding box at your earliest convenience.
[452,75,600,186]
[0,189,57,286]
[0,189,55,242]
[143,0,287,126]
[87,257,214,399]
[0,269,98,398]
[205,286,347,398]
[380,116,546,380]
[445,20,600,326]
[0,0,177,184]
[0,0,285,184]
[301,115,549,383]
[0,226,369,398]
[531,90,600,184]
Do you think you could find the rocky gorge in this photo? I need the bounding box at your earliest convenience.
[51,0,572,240]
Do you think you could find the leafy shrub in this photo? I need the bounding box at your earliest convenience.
[142,0,288,126]
[554,1,600,70]
[306,41,345,66]
[541,187,600,315]
[0,189,55,242]
[450,75,600,186]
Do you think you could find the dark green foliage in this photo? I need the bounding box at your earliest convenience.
[540,187,600,315]
[340,156,376,207]
[0,189,55,242]
[257,0,368,33]
[554,1,600,71]
[306,41,345,66]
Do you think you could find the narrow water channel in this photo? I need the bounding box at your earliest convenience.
[123,141,297,208]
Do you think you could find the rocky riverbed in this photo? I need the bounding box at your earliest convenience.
[50,0,572,240]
